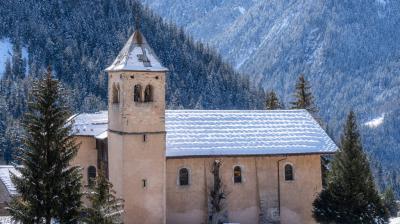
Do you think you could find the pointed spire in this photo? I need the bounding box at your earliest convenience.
[105,30,167,72]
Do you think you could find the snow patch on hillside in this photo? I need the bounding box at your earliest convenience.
[365,114,385,128]
[0,38,29,77]
[235,6,246,15]
[0,38,12,75]
[390,217,400,224]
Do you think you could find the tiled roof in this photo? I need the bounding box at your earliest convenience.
[105,31,168,72]
[73,110,337,157]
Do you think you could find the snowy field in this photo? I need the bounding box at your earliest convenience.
[0,38,28,77]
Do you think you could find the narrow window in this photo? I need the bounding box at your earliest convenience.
[144,85,153,102]
[134,84,142,102]
[234,166,242,183]
[142,179,147,188]
[179,168,189,186]
[112,83,120,104]
[285,164,294,181]
[88,166,97,185]
[143,134,147,142]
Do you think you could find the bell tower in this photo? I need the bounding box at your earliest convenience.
[105,30,167,224]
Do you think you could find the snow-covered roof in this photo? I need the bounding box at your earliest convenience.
[105,31,168,72]
[0,166,19,196]
[73,110,337,157]
[72,111,108,137]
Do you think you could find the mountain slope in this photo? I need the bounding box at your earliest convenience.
[145,0,400,192]
[0,0,263,112]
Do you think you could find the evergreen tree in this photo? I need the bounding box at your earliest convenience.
[11,41,25,79]
[8,68,82,223]
[290,74,318,114]
[265,90,282,110]
[84,164,124,224]
[382,186,398,217]
[209,160,227,224]
[313,111,388,224]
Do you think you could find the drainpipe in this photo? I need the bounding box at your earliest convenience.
[277,157,287,217]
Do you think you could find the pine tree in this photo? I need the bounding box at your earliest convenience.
[84,164,124,224]
[382,186,398,217]
[209,160,227,224]
[11,41,26,79]
[312,111,388,224]
[265,90,282,110]
[8,68,82,223]
[290,74,318,114]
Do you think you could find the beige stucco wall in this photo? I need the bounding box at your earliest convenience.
[107,70,166,224]
[166,155,322,224]
[72,136,98,186]
[75,133,323,224]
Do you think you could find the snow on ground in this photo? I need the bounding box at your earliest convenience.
[0,216,14,224]
[365,113,385,128]
[0,38,29,77]
[390,217,400,224]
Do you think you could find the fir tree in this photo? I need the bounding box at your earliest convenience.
[11,41,25,79]
[8,68,82,223]
[290,74,318,114]
[209,160,227,224]
[265,90,282,110]
[382,186,398,217]
[84,164,124,224]
[312,111,388,224]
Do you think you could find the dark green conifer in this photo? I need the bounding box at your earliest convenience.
[313,111,388,224]
[8,68,82,223]
[382,186,398,217]
[291,74,318,114]
[84,165,124,224]
[265,90,282,110]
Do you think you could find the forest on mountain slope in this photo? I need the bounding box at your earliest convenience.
[144,0,400,195]
[0,0,264,161]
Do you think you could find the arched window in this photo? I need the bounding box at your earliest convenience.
[179,168,189,186]
[88,166,97,185]
[284,164,294,181]
[144,85,153,102]
[112,83,120,104]
[234,166,242,183]
[134,84,142,102]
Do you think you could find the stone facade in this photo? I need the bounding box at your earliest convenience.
[70,30,333,224]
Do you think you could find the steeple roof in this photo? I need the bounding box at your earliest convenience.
[105,31,168,72]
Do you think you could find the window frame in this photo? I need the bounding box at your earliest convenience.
[284,163,294,181]
[134,84,142,102]
[177,167,190,187]
[144,85,154,102]
[87,165,97,185]
[111,83,120,104]
[233,165,243,184]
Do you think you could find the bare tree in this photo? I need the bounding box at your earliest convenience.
[209,160,227,224]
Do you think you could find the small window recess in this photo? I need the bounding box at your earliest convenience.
[142,179,147,188]
[143,134,147,142]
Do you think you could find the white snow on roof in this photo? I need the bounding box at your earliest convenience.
[105,31,168,72]
[364,113,384,128]
[73,110,337,157]
[0,166,19,196]
[165,110,337,157]
[73,111,108,136]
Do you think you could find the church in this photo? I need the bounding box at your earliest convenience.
[69,30,337,224]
